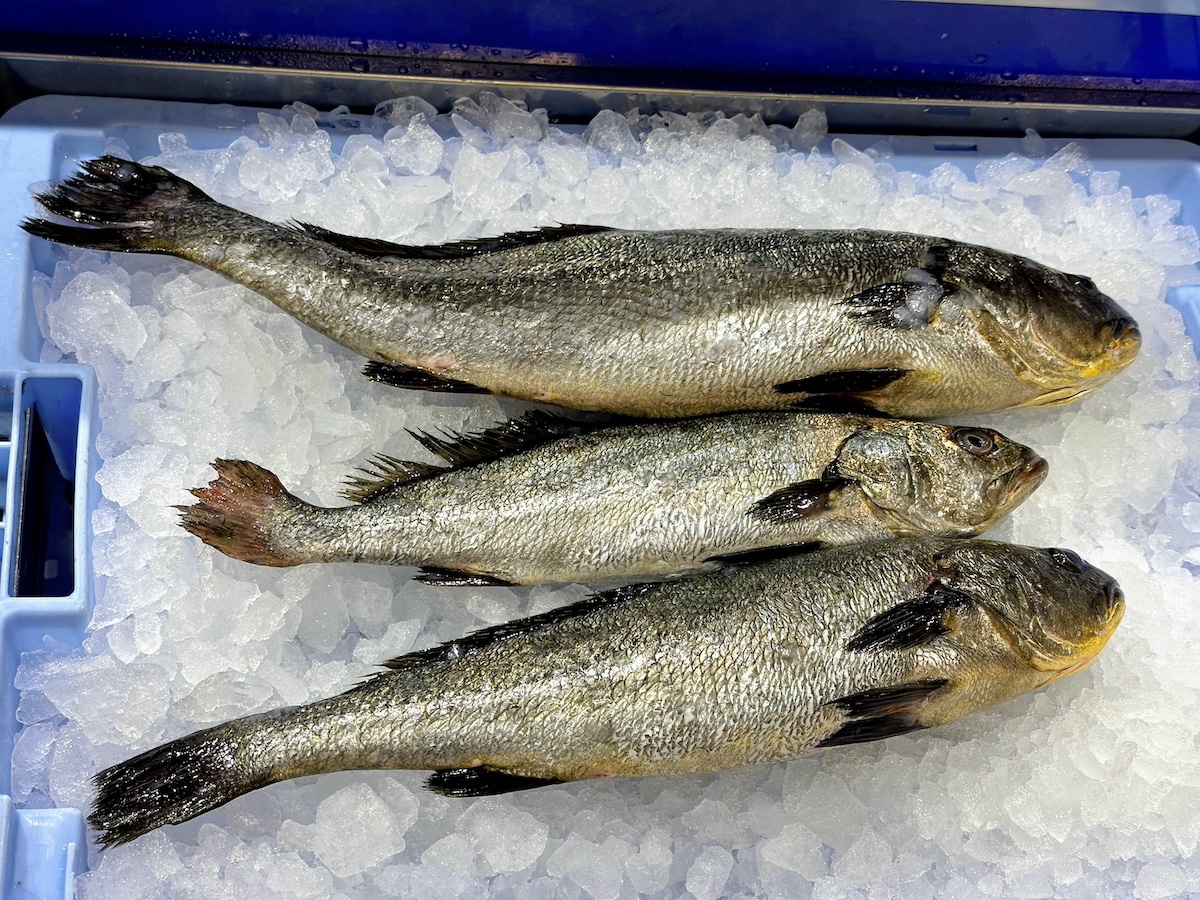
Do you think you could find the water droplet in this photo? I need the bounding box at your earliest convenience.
[971,54,988,64]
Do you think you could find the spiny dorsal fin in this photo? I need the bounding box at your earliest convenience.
[339,411,589,504]
[340,455,445,503]
[409,410,591,469]
[364,581,657,679]
[295,221,613,260]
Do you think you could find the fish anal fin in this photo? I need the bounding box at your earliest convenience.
[371,582,656,677]
[426,767,564,797]
[845,584,974,652]
[410,410,591,469]
[704,542,823,567]
[775,368,910,398]
[298,221,612,260]
[817,677,949,748]
[414,566,515,587]
[341,454,445,503]
[749,476,854,524]
[363,361,491,394]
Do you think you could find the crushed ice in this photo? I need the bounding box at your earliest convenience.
[14,95,1200,897]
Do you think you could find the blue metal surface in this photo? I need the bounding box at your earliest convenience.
[4,1,1200,90]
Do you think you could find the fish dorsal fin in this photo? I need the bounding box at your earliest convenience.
[367,582,656,678]
[410,410,590,468]
[295,221,613,260]
[339,411,588,504]
[341,455,445,503]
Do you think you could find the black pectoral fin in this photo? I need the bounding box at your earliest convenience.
[426,767,565,797]
[414,566,516,587]
[841,281,946,329]
[363,361,491,394]
[817,678,949,748]
[845,584,974,652]
[775,368,909,397]
[704,541,823,567]
[749,476,854,524]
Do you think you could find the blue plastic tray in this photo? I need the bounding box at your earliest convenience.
[0,94,1198,898]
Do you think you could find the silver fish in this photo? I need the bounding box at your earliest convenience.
[25,156,1140,418]
[89,537,1124,846]
[177,411,1047,585]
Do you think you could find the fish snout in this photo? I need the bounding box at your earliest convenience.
[1095,578,1125,623]
[1098,315,1142,363]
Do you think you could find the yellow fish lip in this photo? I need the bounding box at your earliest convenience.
[1031,597,1125,682]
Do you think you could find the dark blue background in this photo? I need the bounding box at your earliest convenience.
[3,1,1199,89]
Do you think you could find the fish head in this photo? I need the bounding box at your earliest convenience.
[839,424,1047,534]
[935,541,1124,682]
[940,246,1141,402]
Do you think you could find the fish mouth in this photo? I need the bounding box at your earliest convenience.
[1032,587,1125,680]
[986,456,1048,508]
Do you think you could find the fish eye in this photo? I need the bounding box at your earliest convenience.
[1068,274,1096,292]
[951,428,996,456]
[1048,548,1087,573]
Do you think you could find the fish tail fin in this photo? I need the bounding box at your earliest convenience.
[22,155,204,253]
[177,459,310,567]
[91,718,277,847]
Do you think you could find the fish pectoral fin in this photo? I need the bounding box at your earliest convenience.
[363,361,491,394]
[817,678,949,748]
[704,541,823,566]
[297,220,613,259]
[840,281,946,329]
[774,369,909,414]
[845,583,975,652]
[414,567,517,587]
[748,477,855,524]
[425,767,565,797]
[410,409,592,468]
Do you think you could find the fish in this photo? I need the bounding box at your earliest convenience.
[176,410,1047,585]
[88,537,1124,846]
[24,156,1140,419]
